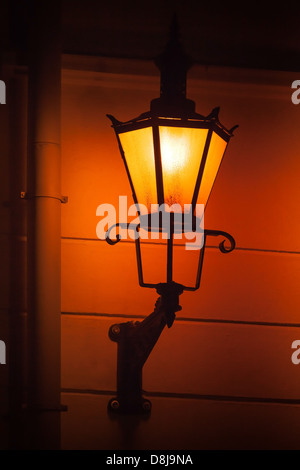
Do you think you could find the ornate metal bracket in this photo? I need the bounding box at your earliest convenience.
[108,284,183,415]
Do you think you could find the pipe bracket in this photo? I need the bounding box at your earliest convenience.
[20,191,68,204]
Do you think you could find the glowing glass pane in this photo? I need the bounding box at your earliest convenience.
[159,126,208,210]
[197,131,227,207]
[119,127,157,214]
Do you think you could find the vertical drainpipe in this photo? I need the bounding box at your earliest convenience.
[26,0,63,449]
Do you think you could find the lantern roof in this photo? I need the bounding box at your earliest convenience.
[107,15,238,138]
[107,107,237,143]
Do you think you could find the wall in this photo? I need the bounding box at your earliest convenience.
[59,55,300,449]
[1,54,300,449]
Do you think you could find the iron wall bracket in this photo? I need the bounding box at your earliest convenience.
[108,282,183,414]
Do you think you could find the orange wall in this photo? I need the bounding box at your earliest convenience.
[59,56,300,449]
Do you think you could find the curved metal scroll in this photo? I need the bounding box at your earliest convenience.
[105,222,140,246]
[204,229,235,254]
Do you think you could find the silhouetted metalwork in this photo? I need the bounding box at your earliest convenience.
[108,294,182,414]
[105,221,235,291]
[106,16,236,414]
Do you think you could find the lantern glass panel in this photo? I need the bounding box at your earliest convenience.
[159,126,208,210]
[197,131,227,207]
[119,127,156,214]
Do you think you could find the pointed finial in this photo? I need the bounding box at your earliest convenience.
[169,12,180,44]
[151,15,195,116]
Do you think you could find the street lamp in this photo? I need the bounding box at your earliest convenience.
[105,18,237,414]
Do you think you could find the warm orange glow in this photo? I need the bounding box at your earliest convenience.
[119,125,226,214]
[119,127,156,213]
[159,126,208,209]
[197,131,227,207]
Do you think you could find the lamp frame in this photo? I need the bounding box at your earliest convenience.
[107,109,236,215]
[106,108,236,292]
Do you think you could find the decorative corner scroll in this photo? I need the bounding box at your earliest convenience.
[204,229,235,253]
[105,222,140,246]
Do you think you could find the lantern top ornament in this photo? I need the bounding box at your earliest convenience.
[150,14,196,117]
[107,14,238,135]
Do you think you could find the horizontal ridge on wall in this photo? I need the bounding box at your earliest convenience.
[61,311,300,329]
[61,236,300,256]
[61,387,300,406]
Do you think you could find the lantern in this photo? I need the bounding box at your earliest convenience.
[106,18,237,295]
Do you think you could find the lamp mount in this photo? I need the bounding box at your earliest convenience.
[108,290,183,415]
